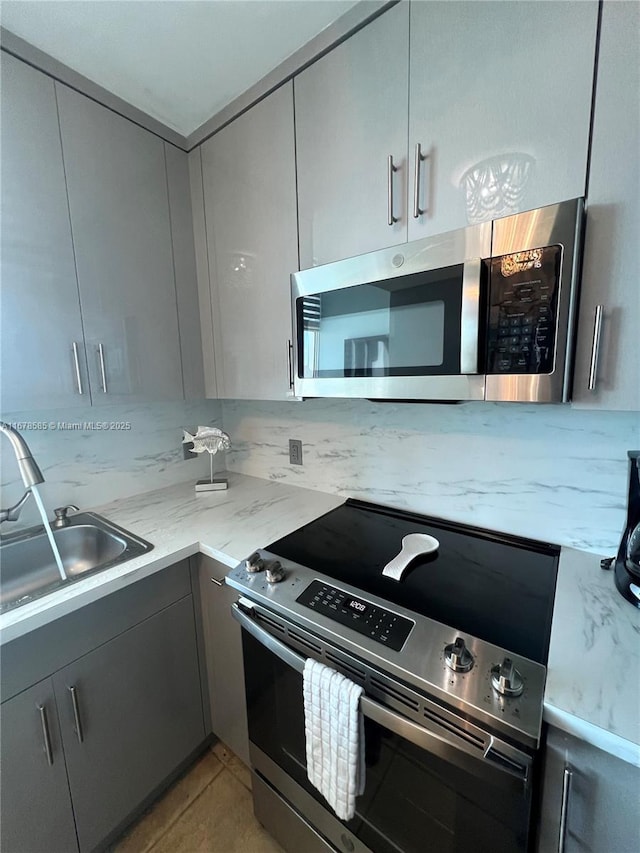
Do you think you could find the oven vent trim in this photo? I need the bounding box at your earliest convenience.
[369,676,421,713]
[325,650,367,682]
[423,707,486,750]
[255,610,286,634]
[288,628,323,656]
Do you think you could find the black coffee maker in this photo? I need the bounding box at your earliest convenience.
[614,450,640,607]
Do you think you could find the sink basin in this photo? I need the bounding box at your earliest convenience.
[0,512,153,613]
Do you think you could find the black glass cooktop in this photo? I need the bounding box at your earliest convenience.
[267,499,559,664]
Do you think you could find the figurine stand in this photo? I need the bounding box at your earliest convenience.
[195,478,228,492]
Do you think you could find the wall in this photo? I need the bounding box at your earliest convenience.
[222,399,639,554]
[0,400,222,529]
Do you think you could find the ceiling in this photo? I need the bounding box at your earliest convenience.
[0,0,360,136]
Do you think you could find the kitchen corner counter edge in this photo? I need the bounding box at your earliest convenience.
[1,474,638,767]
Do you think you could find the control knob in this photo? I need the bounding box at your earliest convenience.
[245,551,264,573]
[265,560,285,584]
[491,657,524,697]
[444,637,474,673]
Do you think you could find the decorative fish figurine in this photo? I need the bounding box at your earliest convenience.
[182,426,231,456]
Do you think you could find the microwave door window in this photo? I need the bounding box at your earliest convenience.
[299,265,465,379]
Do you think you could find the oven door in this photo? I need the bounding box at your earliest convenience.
[234,602,536,853]
[291,222,490,402]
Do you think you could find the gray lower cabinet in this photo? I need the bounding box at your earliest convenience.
[198,556,249,765]
[537,726,640,853]
[53,596,205,852]
[0,678,79,853]
[0,563,206,853]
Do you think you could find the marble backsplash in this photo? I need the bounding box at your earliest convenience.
[0,400,222,530]
[222,398,640,554]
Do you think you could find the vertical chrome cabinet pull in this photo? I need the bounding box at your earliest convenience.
[387,155,398,226]
[38,704,54,766]
[72,342,84,395]
[588,305,604,391]
[287,340,294,389]
[413,143,426,218]
[558,767,572,853]
[97,343,108,393]
[68,685,84,744]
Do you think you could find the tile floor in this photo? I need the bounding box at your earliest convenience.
[111,742,284,853]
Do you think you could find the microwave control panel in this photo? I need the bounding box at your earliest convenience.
[296,580,413,651]
[486,244,562,374]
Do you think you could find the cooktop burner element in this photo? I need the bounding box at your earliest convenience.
[266,499,560,664]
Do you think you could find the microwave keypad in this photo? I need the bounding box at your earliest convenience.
[487,245,561,374]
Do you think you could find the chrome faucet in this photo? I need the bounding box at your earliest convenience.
[0,422,45,522]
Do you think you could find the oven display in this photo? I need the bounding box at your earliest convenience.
[296,581,413,651]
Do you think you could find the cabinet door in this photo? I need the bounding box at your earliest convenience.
[537,726,640,853]
[0,54,89,411]
[201,83,298,400]
[571,0,640,410]
[0,678,79,853]
[164,144,206,400]
[408,1,598,240]
[198,557,249,765]
[295,1,409,268]
[53,596,205,852]
[56,84,184,404]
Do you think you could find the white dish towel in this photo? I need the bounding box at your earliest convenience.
[303,657,365,821]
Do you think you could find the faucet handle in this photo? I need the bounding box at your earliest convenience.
[52,505,79,528]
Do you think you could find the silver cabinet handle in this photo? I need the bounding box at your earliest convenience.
[38,704,54,766]
[72,342,84,395]
[413,143,426,218]
[287,340,294,389]
[588,305,603,391]
[558,767,572,852]
[68,685,84,744]
[210,575,225,587]
[97,343,108,393]
[387,155,398,226]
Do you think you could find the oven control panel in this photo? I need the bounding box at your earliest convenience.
[296,580,413,651]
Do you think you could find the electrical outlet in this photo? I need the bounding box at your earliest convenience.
[289,439,303,465]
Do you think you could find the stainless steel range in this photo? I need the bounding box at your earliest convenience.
[227,499,560,853]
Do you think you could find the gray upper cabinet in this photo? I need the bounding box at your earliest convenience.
[200,82,298,400]
[0,678,79,853]
[56,84,184,404]
[571,0,640,411]
[408,1,598,241]
[164,144,206,400]
[294,0,598,269]
[295,2,409,269]
[0,53,88,412]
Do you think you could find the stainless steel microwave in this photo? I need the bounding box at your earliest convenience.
[291,198,584,403]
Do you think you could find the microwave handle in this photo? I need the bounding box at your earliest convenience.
[460,258,483,374]
[232,600,531,788]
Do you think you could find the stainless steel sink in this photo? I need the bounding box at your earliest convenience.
[0,512,153,613]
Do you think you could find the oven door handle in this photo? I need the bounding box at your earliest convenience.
[232,601,532,789]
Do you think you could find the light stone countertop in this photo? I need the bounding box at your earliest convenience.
[0,472,342,645]
[545,547,640,766]
[1,473,638,766]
